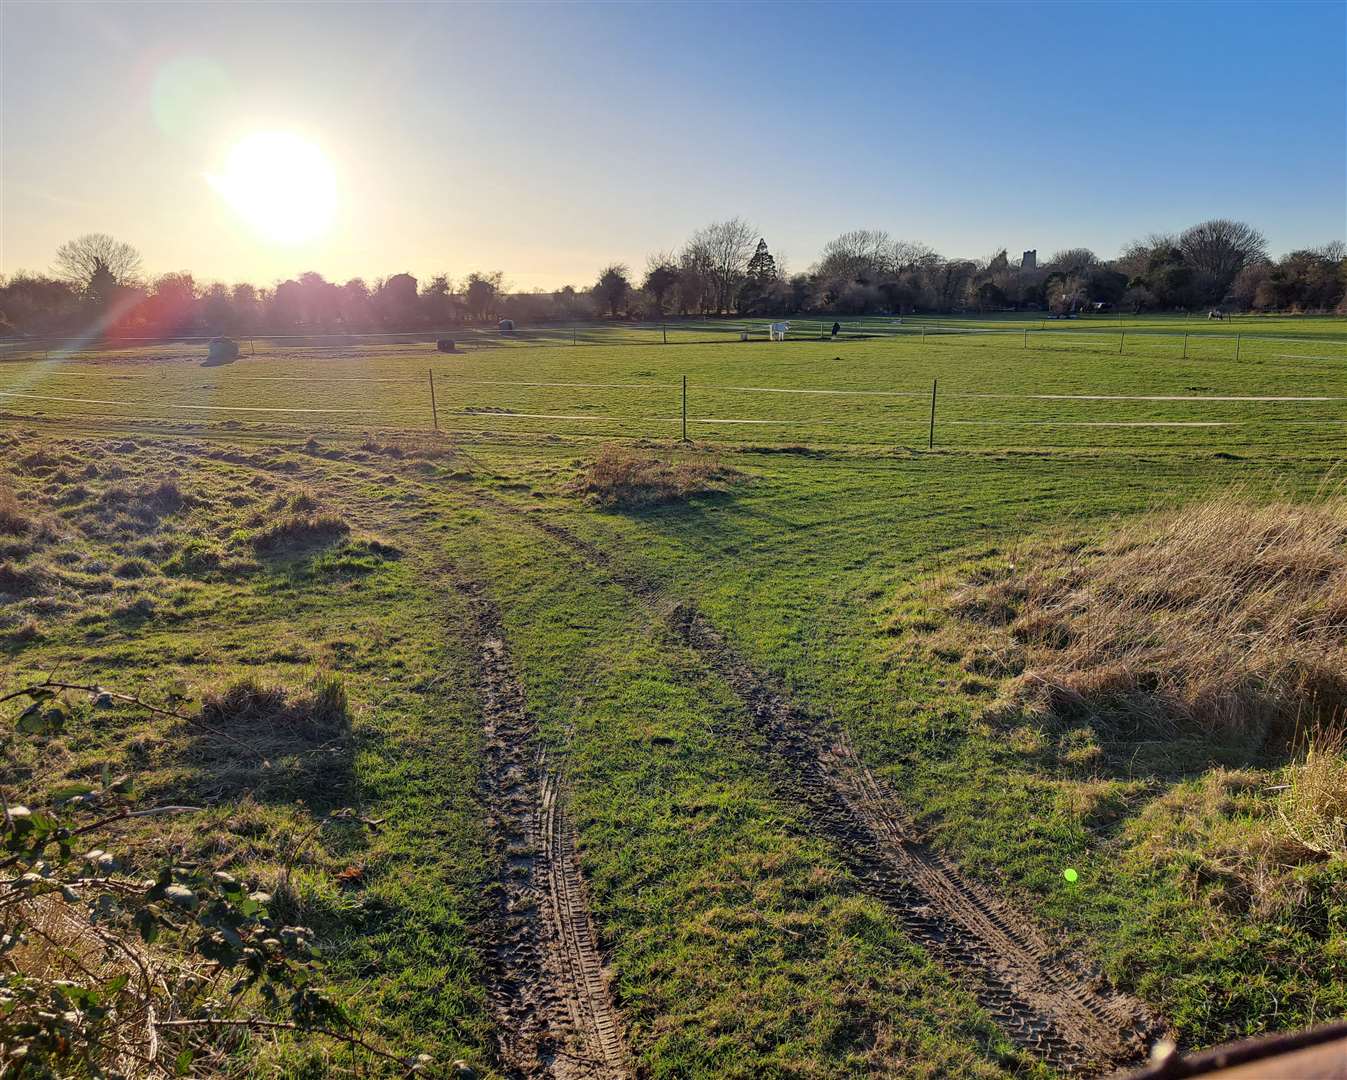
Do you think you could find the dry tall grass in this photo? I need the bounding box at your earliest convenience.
[1276,727,1347,858]
[568,444,744,509]
[948,490,1347,740]
[202,675,349,742]
[0,483,28,536]
[4,895,166,1077]
[194,675,352,803]
[250,512,349,554]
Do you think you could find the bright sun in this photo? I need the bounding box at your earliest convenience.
[208,132,337,245]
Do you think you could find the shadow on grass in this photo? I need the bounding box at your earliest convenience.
[604,485,743,521]
[182,675,361,812]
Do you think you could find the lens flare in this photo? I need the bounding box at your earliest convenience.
[152,56,231,137]
[207,132,337,245]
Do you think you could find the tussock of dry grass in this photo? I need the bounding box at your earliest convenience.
[0,559,45,596]
[0,483,29,536]
[283,488,320,514]
[947,491,1347,740]
[250,512,349,555]
[6,617,42,642]
[203,675,348,741]
[568,444,744,509]
[98,479,185,512]
[355,435,458,461]
[1276,728,1347,858]
[195,675,352,803]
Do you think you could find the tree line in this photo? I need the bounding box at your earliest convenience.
[2,217,1343,339]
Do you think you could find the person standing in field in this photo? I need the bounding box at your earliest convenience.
[831,321,841,339]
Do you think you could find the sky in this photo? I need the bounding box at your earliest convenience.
[2,0,1344,292]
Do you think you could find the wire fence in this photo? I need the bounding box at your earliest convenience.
[3,314,1343,453]
[914,323,1347,363]
[2,364,1343,453]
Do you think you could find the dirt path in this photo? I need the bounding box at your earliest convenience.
[458,578,632,1079]
[467,495,1163,1076]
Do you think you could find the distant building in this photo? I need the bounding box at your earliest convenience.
[1021,249,1037,271]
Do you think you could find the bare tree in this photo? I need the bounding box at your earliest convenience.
[421,273,457,325]
[889,239,935,273]
[53,233,143,293]
[677,236,715,315]
[646,250,677,273]
[593,263,631,318]
[691,218,756,313]
[1045,248,1099,273]
[1179,219,1268,301]
[643,251,680,317]
[818,228,894,281]
[1048,274,1092,315]
[1317,240,1347,263]
[230,282,261,332]
[1228,262,1272,311]
[463,271,504,320]
[1116,233,1180,278]
[929,259,978,310]
[815,233,934,303]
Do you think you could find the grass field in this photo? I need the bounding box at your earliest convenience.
[2,320,1345,1077]
[3,316,1346,453]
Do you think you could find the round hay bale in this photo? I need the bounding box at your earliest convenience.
[207,336,240,362]
[436,338,457,353]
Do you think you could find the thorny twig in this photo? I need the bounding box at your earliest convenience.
[0,805,200,873]
[154,1018,417,1073]
[0,679,269,764]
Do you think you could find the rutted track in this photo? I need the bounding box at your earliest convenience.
[459,577,632,1079]
[465,491,1164,1076]
[38,426,1159,1073]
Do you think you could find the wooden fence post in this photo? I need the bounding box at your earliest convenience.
[428,369,438,432]
[1235,333,1242,361]
[928,379,937,450]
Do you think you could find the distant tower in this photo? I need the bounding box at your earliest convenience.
[1021,249,1037,271]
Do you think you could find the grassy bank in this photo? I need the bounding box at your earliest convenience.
[3,322,1345,1075]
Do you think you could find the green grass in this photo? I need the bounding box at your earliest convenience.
[445,487,1041,1078]
[2,324,1345,1075]
[2,318,1345,451]
[452,437,1347,1053]
[0,434,494,1074]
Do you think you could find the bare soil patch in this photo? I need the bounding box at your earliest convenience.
[457,576,632,1078]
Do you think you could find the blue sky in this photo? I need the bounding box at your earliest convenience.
[2,0,1343,289]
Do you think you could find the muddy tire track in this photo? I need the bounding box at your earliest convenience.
[459,577,632,1079]
[465,494,1163,1076]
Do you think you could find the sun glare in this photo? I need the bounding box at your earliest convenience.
[208,132,337,245]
